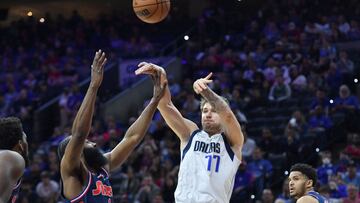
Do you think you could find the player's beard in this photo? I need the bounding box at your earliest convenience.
[290,185,306,199]
[202,122,222,135]
[83,147,108,172]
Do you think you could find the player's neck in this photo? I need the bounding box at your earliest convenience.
[305,187,315,194]
[204,130,221,136]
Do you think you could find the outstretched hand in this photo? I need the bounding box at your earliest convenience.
[193,72,213,94]
[151,68,167,102]
[135,62,167,88]
[90,50,107,88]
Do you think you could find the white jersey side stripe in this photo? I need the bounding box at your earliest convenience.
[221,134,235,161]
[182,129,201,160]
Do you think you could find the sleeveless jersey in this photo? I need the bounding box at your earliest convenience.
[8,179,21,203]
[175,130,241,203]
[306,191,328,203]
[61,168,113,203]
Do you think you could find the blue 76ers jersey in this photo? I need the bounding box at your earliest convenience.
[175,130,241,203]
[8,179,21,203]
[307,191,329,203]
[62,168,113,203]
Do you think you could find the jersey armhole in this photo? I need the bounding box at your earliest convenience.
[60,171,92,202]
[181,129,201,160]
[101,167,110,177]
[221,133,237,162]
[13,178,22,190]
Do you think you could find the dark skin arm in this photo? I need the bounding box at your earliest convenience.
[60,50,107,200]
[104,70,166,172]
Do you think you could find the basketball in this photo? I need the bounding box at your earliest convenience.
[133,0,171,24]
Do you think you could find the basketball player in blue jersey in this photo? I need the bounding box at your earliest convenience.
[58,50,166,203]
[135,63,244,203]
[0,117,29,203]
[289,163,329,203]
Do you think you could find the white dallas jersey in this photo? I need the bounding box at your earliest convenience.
[175,130,241,203]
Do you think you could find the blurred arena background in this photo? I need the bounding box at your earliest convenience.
[1,0,360,202]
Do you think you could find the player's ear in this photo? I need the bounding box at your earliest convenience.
[306,179,313,188]
[13,140,24,152]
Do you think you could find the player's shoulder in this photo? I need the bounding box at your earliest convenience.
[0,150,25,169]
[0,150,23,160]
[297,195,319,203]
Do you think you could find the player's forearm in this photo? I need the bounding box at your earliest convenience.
[124,98,158,141]
[158,85,172,107]
[200,87,229,114]
[72,85,98,138]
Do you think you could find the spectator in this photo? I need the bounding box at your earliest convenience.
[328,174,348,199]
[257,127,279,156]
[337,51,354,75]
[342,184,360,203]
[310,88,330,113]
[318,185,342,203]
[268,75,291,102]
[118,166,141,202]
[134,175,161,203]
[338,15,350,35]
[247,147,273,200]
[35,171,59,203]
[231,161,255,202]
[332,84,359,114]
[241,130,257,161]
[287,110,308,137]
[342,162,360,188]
[308,105,333,133]
[259,188,274,203]
[289,65,307,91]
[317,151,337,185]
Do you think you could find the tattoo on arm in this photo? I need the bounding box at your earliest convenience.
[200,88,228,112]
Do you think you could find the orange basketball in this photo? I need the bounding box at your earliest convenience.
[133,0,171,24]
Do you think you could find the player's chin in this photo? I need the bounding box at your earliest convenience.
[203,124,216,132]
[289,191,296,198]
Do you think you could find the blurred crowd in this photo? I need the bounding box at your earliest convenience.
[0,8,190,136]
[1,0,360,203]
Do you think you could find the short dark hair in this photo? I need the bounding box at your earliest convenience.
[57,136,71,161]
[290,163,317,186]
[0,117,24,150]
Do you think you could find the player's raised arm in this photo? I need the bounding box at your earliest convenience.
[135,62,198,146]
[105,70,166,172]
[60,50,107,174]
[193,73,244,160]
[0,151,25,203]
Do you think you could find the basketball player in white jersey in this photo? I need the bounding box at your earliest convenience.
[135,63,244,203]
